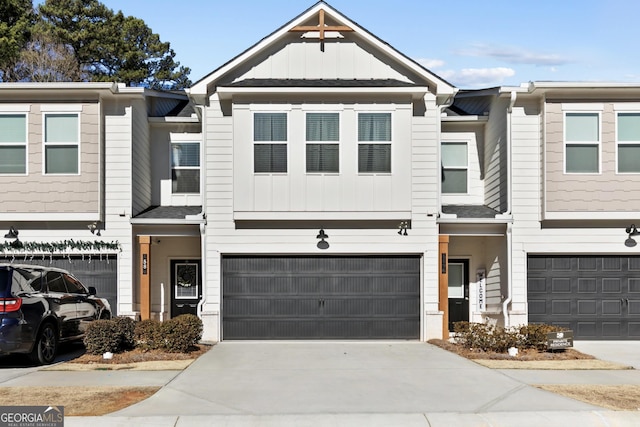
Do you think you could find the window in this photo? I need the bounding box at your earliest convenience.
[63,274,87,294]
[441,142,468,194]
[358,113,391,173]
[306,112,339,173]
[171,142,200,193]
[45,272,67,293]
[617,112,640,173]
[565,112,599,173]
[0,114,27,174]
[44,113,79,174]
[254,112,287,173]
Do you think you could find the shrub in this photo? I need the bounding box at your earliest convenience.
[519,323,567,351]
[84,320,120,355]
[112,316,136,351]
[454,321,569,353]
[162,314,203,353]
[134,319,164,351]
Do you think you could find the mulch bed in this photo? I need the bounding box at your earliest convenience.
[69,343,212,364]
[428,339,594,361]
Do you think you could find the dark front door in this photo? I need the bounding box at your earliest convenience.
[222,256,420,340]
[170,260,201,317]
[448,259,469,330]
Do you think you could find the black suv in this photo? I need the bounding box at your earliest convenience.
[0,263,111,364]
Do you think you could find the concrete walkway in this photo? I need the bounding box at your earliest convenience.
[3,341,639,426]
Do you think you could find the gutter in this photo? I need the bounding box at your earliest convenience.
[437,94,457,219]
[502,90,517,328]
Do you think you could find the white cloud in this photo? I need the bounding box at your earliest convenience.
[415,58,445,69]
[457,43,570,66]
[439,67,516,87]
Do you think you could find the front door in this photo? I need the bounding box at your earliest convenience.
[170,260,201,317]
[448,259,469,330]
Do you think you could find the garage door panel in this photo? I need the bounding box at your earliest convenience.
[222,256,420,340]
[577,300,597,315]
[578,279,597,293]
[528,255,640,340]
[602,278,622,293]
[577,322,598,337]
[552,279,571,293]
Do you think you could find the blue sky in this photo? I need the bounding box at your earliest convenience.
[65,0,640,88]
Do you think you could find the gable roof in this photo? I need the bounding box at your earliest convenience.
[188,1,455,100]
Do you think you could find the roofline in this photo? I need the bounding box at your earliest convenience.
[130,218,206,225]
[441,115,489,123]
[189,1,455,97]
[216,85,429,100]
[0,82,118,91]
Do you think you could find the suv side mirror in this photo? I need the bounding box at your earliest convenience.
[88,286,97,296]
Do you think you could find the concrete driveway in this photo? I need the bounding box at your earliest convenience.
[112,341,597,417]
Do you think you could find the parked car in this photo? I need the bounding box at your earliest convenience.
[0,263,111,364]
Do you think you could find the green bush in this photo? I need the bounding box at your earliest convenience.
[84,320,120,355]
[112,316,136,351]
[134,319,164,351]
[162,314,203,353]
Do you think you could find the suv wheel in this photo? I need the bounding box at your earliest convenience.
[29,323,58,365]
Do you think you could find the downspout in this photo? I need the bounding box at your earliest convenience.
[193,103,207,319]
[502,90,517,327]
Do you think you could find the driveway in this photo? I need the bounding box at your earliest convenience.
[112,341,597,416]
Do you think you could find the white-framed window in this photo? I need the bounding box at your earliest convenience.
[0,113,27,174]
[253,112,287,173]
[617,112,640,173]
[358,112,391,173]
[441,142,468,194]
[564,112,600,174]
[171,141,200,193]
[306,112,339,173]
[43,112,80,174]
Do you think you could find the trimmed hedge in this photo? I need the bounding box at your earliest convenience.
[84,315,203,354]
[453,321,568,353]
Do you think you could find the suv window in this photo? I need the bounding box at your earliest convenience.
[63,274,87,294]
[0,269,8,294]
[12,268,43,293]
[46,272,68,293]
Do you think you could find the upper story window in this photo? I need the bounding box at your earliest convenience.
[564,112,600,174]
[0,114,27,174]
[358,112,391,173]
[44,113,79,174]
[306,112,339,173]
[254,112,287,173]
[617,112,640,173]
[441,142,468,194]
[171,142,200,193]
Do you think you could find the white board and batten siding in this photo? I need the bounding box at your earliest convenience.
[104,103,136,316]
[233,102,412,219]
[238,40,414,83]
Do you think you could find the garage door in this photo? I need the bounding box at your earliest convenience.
[0,255,118,316]
[528,255,640,340]
[222,256,420,340]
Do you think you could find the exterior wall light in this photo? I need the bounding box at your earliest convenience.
[316,228,329,250]
[625,224,640,247]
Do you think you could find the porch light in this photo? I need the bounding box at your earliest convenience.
[4,227,18,240]
[317,229,329,250]
[625,224,640,247]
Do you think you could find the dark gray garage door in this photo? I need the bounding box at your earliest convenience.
[0,255,118,316]
[528,255,640,340]
[223,256,420,340]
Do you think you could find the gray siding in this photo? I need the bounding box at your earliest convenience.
[545,101,640,214]
[0,102,101,214]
